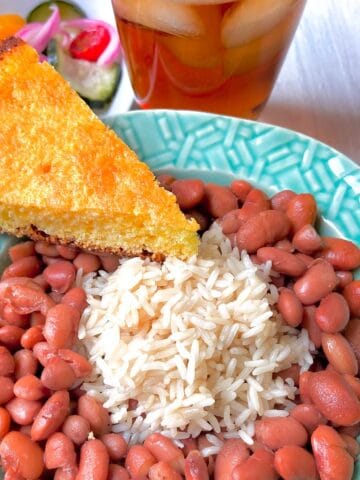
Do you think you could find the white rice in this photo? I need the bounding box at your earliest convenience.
[79,223,314,448]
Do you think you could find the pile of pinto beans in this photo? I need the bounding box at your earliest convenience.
[0,176,358,480]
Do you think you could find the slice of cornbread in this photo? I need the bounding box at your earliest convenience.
[0,38,199,260]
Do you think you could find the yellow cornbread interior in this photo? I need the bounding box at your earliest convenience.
[0,38,199,259]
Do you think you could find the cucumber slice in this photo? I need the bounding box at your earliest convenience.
[27,1,85,22]
[56,42,121,105]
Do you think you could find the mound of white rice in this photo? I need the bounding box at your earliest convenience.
[79,224,314,447]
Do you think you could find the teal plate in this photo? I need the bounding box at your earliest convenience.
[0,110,359,478]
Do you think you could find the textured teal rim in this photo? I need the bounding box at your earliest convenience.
[106,109,360,245]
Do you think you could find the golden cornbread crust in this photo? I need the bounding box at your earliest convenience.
[0,38,199,260]
[0,225,165,262]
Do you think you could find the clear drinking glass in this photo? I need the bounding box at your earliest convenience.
[112,0,306,119]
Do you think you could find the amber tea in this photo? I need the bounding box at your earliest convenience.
[112,0,306,119]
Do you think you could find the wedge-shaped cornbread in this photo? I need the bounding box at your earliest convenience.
[0,38,199,259]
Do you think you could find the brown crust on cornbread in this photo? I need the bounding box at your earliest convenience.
[0,225,165,263]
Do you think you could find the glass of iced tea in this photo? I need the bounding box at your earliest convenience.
[112,0,306,119]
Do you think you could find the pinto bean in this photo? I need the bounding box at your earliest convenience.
[321,333,358,375]
[336,271,353,288]
[57,349,92,378]
[274,445,317,480]
[0,325,25,350]
[101,433,127,462]
[294,253,314,267]
[171,179,205,210]
[107,464,130,480]
[1,304,29,328]
[78,394,110,436]
[301,306,322,348]
[339,424,360,438]
[343,373,360,398]
[41,357,77,390]
[0,406,10,439]
[32,274,50,290]
[219,209,243,235]
[274,239,294,252]
[56,245,78,260]
[0,376,14,404]
[99,254,120,273]
[0,277,43,298]
[44,261,76,294]
[186,210,210,232]
[0,431,44,480]
[232,449,276,480]
[257,247,306,277]
[73,253,101,274]
[14,349,37,379]
[277,288,304,327]
[344,318,360,367]
[236,210,291,253]
[43,255,62,266]
[148,461,183,480]
[312,425,354,480]
[343,280,360,317]
[182,438,198,457]
[255,417,308,450]
[77,439,109,480]
[271,190,296,212]
[318,237,360,270]
[30,312,46,327]
[62,414,90,445]
[290,403,327,434]
[240,188,270,215]
[286,193,317,233]
[61,287,87,314]
[20,325,44,350]
[294,259,337,305]
[43,304,80,349]
[340,433,360,458]
[54,466,78,480]
[35,241,59,257]
[125,444,156,477]
[31,390,70,441]
[157,174,175,190]
[315,292,350,333]
[3,284,55,316]
[230,180,252,202]
[14,374,46,401]
[6,397,41,425]
[309,370,360,426]
[0,346,14,376]
[45,432,76,469]
[203,183,238,218]
[2,256,42,281]
[220,187,270,234]
[292,224,322,254]
[33,341,57,367]
[144,433,184,474]
[8,241,35,262]
[214,439,249,480]
[184,450,209,480]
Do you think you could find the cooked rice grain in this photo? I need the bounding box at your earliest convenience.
[79,224,313,444]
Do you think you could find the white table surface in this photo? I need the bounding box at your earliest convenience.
[260,0,360,165]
